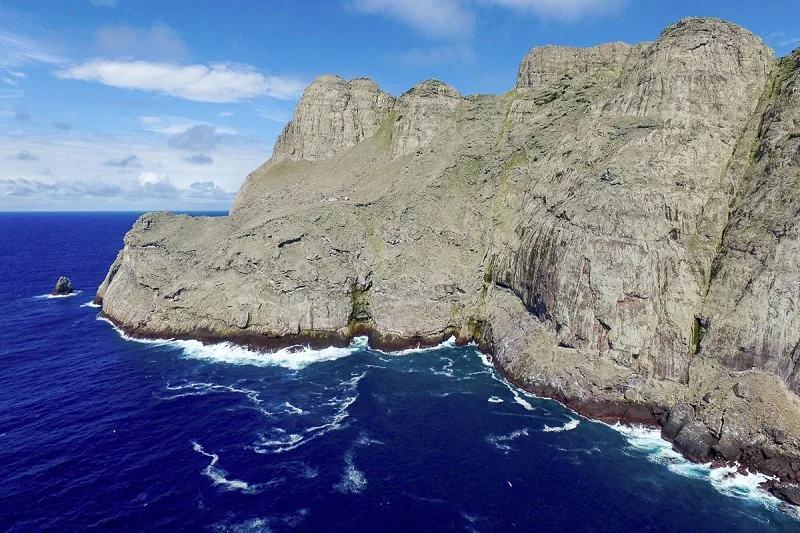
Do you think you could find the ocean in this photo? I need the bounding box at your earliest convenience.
[1,212,798,531]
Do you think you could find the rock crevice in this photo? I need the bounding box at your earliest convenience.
[96,18,800,504]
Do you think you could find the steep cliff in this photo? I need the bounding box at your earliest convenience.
[95,19,800,503]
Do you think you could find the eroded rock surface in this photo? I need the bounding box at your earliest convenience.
[96,18,800,503]
[52,276,72,296]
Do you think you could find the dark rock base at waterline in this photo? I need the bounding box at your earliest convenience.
[98,311,800,508]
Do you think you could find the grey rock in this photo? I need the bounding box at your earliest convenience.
[770,482,800,506]
[674,421,718,461]
[733,381,750,399]
[52,276,72,296]
[663,403,695,441]
[94,17,800,496]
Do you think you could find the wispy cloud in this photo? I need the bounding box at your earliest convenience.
[351,0,475,39]
[11,150,38,161]
[104,154,141,167]
[168,124,219,151]
[183,153,214,165]
[351,0,625,38]
[0,176,235,204]
[90,0,118,7]
[12,107,29,121]
[765,31,800,52]
[54,60,305,103]
[92,23,190,62]
[480,0,626,21]
[0,27,66,68]
[0,131,270,203]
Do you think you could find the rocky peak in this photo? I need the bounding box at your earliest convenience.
[516,42,634,90]
[271,74,394,162]
[391,79,464,157]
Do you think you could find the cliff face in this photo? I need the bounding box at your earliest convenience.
[96,19,800,503]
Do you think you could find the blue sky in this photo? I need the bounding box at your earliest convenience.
[0,0,797,211]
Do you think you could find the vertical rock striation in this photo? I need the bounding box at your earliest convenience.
[95,18,800,503]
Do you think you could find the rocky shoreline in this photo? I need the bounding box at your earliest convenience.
[95,17,800,510]
[99,310,800,507]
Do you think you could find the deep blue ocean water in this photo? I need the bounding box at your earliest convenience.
[1,212,799,532]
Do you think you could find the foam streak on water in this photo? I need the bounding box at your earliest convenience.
[543,418,580,433]
[192,442,255,493]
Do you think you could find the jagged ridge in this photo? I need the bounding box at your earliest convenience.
[95,18,800,504]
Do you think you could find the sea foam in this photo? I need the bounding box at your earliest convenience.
[98,316,356,370]
[333,451,367,494]
[35,290,81,300]
[192,441,257,494]
[543,418,580,433]
[379,335,458,356]
[611,424,794,513]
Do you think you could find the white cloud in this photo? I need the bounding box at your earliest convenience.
[481,0,625,20]
[92,23,190,62]
[351,0,624,38]
[351,0,474,39]
[0,131,269,206]
[54,60,304,103]
[0,176,236,208]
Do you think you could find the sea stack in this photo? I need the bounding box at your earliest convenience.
[52,276,73,296]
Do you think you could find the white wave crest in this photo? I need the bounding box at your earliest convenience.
[98,316,355,369]
[35,290,81,300]
[192,441,257,493]
[611,424,795,513]
[334,451,367,494]
[283,401,307,415]
[488,396,504,403]
[543,418,580,433]
[80,300,101,308]
[380,336,458,356]
[487,428,530,452]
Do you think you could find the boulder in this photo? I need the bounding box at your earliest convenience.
[52,276,73,296]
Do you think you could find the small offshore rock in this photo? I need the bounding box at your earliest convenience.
[52,276,73,296]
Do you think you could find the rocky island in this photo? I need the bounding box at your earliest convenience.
[95,18,800,504]
[52,276,72,296]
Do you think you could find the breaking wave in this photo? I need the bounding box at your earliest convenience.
[35,290,81,300]
[98,316,355,369]
[611,424,795,514]
[379,336,458,356]
[487,428,531,452]
[543,418,580,433]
